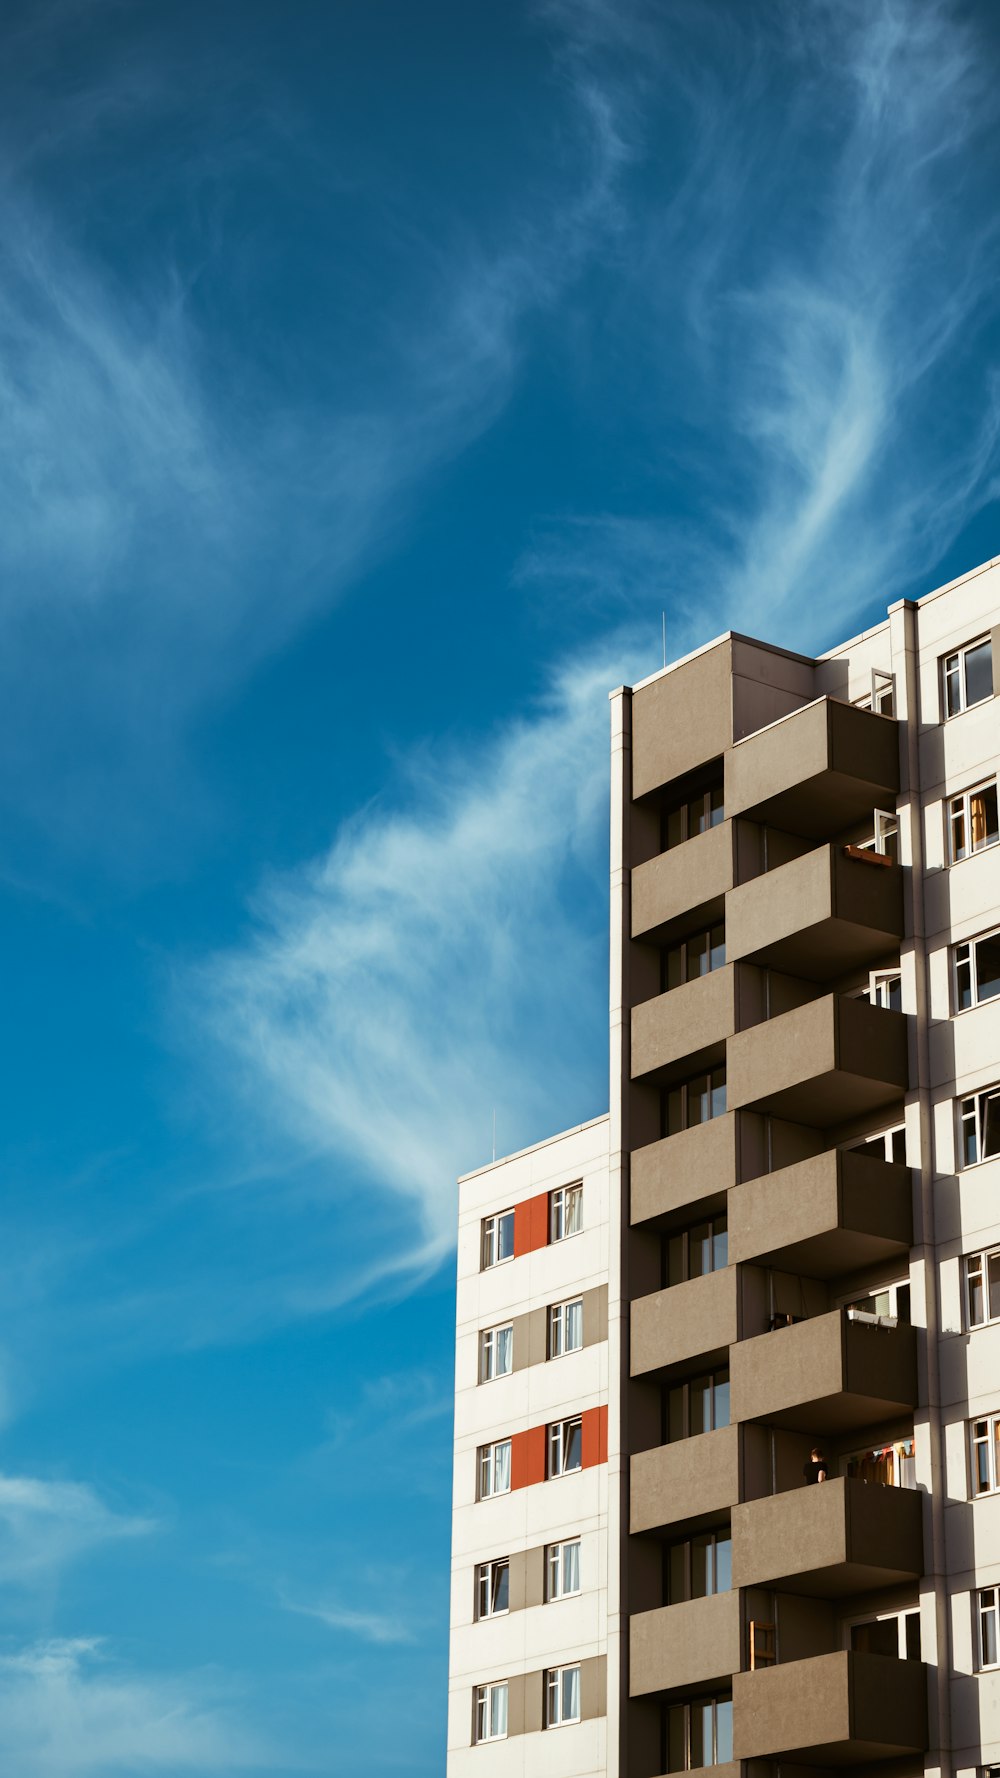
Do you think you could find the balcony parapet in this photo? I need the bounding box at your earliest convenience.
[732,1475,923,1596]
[726,697,899,839]
[728,1146,912,1277]
[630,1425,739,1536]
[727,993,908,1125]
[726,842,903,982]
[730,1309,917,1432]
[732,1650,927,1763]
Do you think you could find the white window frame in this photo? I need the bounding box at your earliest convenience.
[955,927,1000,1012]
[840,1277,910,1323]
[966,1247,1000,1329]
[475,1679,509,1742]
[845,1606,921,1660]
[868,968,902,1011]
[476,1557,510,1619]
[545,1663,582,1728]
[478,1438,511,1499]
[977,1585,1000,1671]
[550,1184,583,1243]
[949,778,1000,863]
[479,1323,513,1383]
[546,1538,582,1601]
[549,1297,584,1358]
[547,1415,583,1478]
[481,1209,515,1269]
[970,1413,1000,1497]
[942,636,994,718]
[845,1123,907,1165]
[960,1085,1000,1168]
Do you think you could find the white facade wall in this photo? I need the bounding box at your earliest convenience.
[447,1116,612,1778]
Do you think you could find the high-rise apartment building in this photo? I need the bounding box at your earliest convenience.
[447,557,1000,1778]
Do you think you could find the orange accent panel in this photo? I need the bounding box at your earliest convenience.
[513,1192,549,1257]
[582,1405,608,1469]
[510,1425,546,1490]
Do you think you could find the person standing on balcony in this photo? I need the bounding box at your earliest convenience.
[803,1446,829,1484]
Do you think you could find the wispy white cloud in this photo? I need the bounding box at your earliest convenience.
[0,1639,272,1774]
[519,0,1000,648]
[0,11,636,872]
[0,1473,155,1583]
[194,644,636,1293]
[280,1595,413,1647]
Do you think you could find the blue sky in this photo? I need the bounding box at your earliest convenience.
[1,0,999,1770]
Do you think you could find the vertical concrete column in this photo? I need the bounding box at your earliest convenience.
[608,684,632,1778]
[891,595,952,1778]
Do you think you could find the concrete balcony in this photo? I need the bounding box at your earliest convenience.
[631,1269,737,1381]
[632,821,734,944]
[631,1425,739,1535]
[727,697,899,840]
[730,1310,917,1433]
[727,994,908,1125]
[728,1147,912,1278]
[631,968,736,1084]
[630,1591,741,1698]
[732,1650,927,1764]
[630,1116,736,1229]
[732,1476,923,1596]
[726,843,903,982]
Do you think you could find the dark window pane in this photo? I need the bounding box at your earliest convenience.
[988,1253,1000,1319]
[852,1618,898,1656]
[984,1095,1000,1161]
[668,1542,687,1605]
[977,936,1000,1003]
[905,1613,921,1660]
[689,1376,710,1435]
[494,1564,509,1612]
[965,639,994,707]
[714,1374,730,1429]
[715,1536,732,1594]
[667,1706,686,1772]
[690,1534,710,1598]
[565,1421,582,1470]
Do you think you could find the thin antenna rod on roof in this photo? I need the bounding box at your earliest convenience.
[662,611,666,669]
[492,1108,496,1164]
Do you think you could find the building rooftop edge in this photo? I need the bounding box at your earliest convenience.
[458,1110,610,1185]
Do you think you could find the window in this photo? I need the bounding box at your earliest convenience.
[664,923,726,991]
[666,1370,730,1441]
[666,1695,732,1770]
[868,969,902,1011]
[666,1529,732,1602]
[943,637,994,718]
[857,808,899,862]
[966,1248,1000,1328]
[479,1439,511,1499]
[549,1298,583,1358]
[841,1278,911,1323]
[475,1680,508,1742]
[960,1086,1000,1167]
[848,1124,906,1165]
[971,1414,1000,1497]
[849,1608,921,1660]
[547,1539,581,1600]
[854,668,895,716]
[482,1210,515,1269]
[550,1184,583,1242]
[665,1216,728,1287]
[665,1067,727,1136]
[663,781,724,850]
[955,929,1000,1011]
[480,1324,513,1382]
[548,1416,583,1477]
[546,1664,581,1728]
[949,780,999,862]
[476,1558,509,1618]
[978,1586,1000,1670]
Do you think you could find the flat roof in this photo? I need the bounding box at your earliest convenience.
[458,1110,610,1184]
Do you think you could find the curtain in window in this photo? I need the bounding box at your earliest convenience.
[971,785,999,851]
[494,1440,511,1493]
[491,1682,508,1738]
[495,1326,512,1373]
[566,1190,583,1236]
[565,1300,583,1350]
[561,1666,581,1723]
[563,1541,580,1594]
